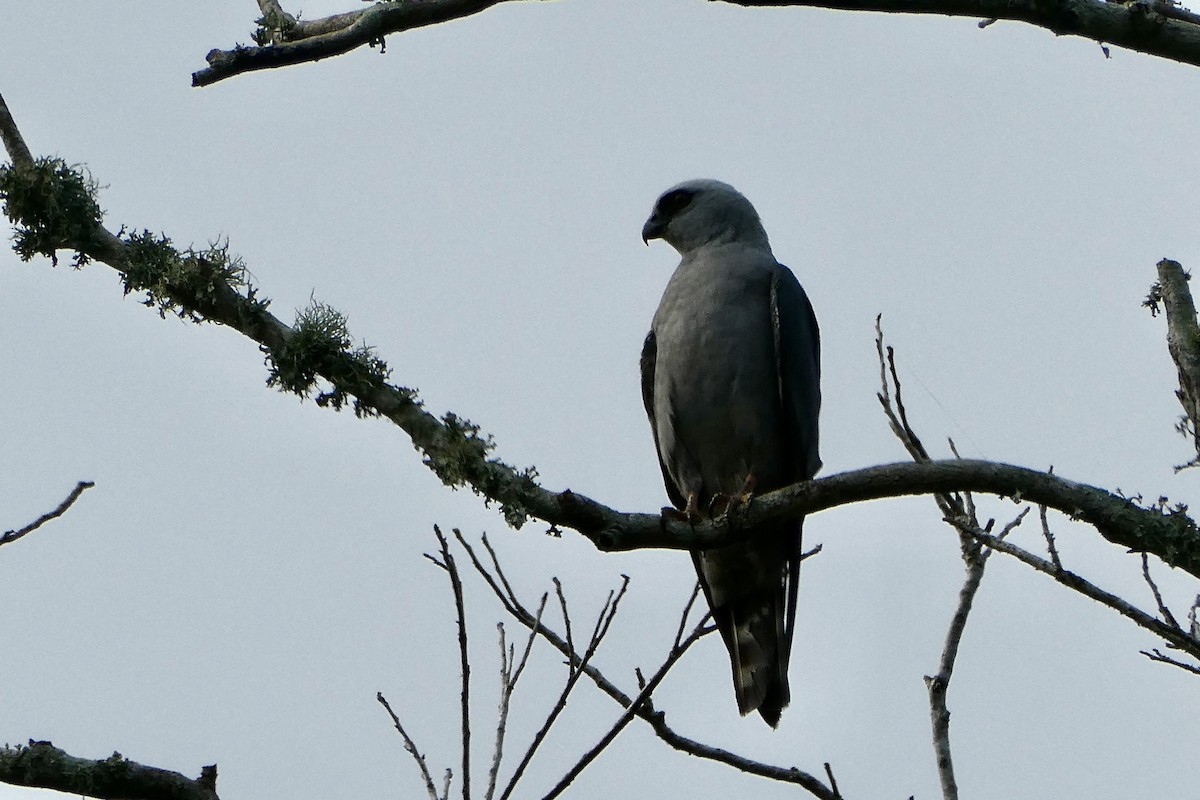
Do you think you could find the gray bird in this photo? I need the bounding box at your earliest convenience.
[640,179,821,726]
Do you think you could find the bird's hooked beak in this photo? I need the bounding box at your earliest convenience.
[641,214,666,246]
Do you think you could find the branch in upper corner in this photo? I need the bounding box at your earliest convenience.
[720,0,1200,69]
[2,481,95,548]
[0,741,218,800]
[1145,259,1200,469]
[192,0,516,86]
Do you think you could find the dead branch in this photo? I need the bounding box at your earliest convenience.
[2,480,95,547]
[454,534,842,800]
[1147,259,1200,469]
[722,0,1200,68]
[0,741,218,800]
[378,692,441,800]
[193,0,1200,87]
[433,526,473,800]
[192,0,518,87]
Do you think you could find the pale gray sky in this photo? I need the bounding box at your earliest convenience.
[3,2,1199,799]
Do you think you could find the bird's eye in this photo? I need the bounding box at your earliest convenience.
[658,189,695,217]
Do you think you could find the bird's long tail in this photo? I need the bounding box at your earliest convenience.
[694,518,801,727]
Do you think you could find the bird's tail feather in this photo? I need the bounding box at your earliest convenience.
[694,519,801,727]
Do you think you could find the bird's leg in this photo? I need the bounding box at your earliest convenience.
[663,492,703,524]
[708,473,758,517]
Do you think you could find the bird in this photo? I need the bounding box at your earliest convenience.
[639,179,821,727]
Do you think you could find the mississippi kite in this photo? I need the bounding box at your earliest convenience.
[640,179,821,726]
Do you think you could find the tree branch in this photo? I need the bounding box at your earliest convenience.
[192,0,517,87]
[1146,259,1200,469]
[2,481,95,548]
[0,741,218,800]
[455,534,842,800]
[192,0,1200,87]
[3,97,1198,580]
[720,0,1200,68]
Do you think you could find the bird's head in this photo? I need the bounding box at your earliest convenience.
[641,179,771,256]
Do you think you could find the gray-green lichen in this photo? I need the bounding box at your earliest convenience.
[120,231,264,321]
[265,300,393,416]
[0,157,104,267]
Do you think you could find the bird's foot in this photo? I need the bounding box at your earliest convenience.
[663,492,703,525]
[709,474,758,518]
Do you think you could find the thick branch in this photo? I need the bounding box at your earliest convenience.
[192,0,515,87]
[0,741,218,800]
[721,0,1200,68]
[3,100,1198,581]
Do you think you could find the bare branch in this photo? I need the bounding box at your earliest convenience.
[719,0,1200,69]
[377,692,441,800]
[2,481,95,548]
[926,509,1028,800]
[486,597,545,800]
[539,617,712,800]
[454,535,840,800]
[434,527,473,800]
[193,1,518,87]
[1141,647,1200,675]
[1142,552,1181,628]
[958,523,1200,661]
[0,740,218,800]
[1147,259,1200,469]
[497,574,627,800]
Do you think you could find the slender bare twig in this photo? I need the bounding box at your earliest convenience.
[485,595,546,800]
[1141,647,1200,675]
[453,535,839,800]
[1142,552,1181,628]
[497,575,629,800]
[2,481,95,548]
[956,523,1200,660]
[539,618,711,800]
[434,526,472,800]
[824,763,844,800]
[377,692,440,800]
[1039,503,1063,570]
[926,509,1029,800]
[552,578,575,680]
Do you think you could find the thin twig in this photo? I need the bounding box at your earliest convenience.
[435,526,472,800]
[1141,647,1200,675]
[498,575,628,800]
[1039,502,1063,570]
[823,763,844,800]
[1141,552,1181,629]
[553,578,575,679]
[486,596,546,800]
[2,481,96,548]
[539,619,712,800]
[956,522,1200,660]
[377,692,440,800]
[455,535,838,799]
[926,509,1027,800]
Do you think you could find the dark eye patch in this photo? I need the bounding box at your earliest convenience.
[657,189,695,217]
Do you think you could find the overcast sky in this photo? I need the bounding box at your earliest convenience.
[3,2,1200,799]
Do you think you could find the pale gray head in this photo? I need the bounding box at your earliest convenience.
[641,179,772,256]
